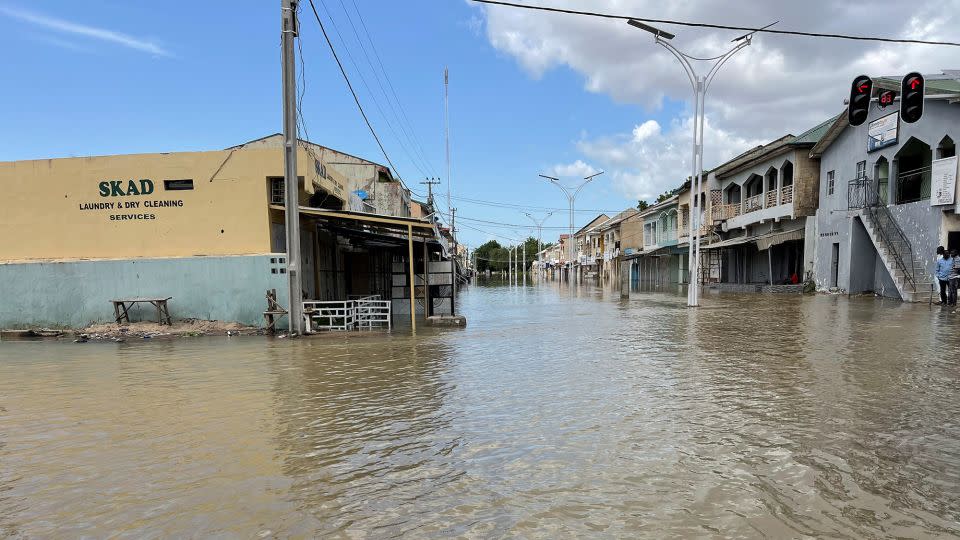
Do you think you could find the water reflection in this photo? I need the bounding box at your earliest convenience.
[0,280,958,537]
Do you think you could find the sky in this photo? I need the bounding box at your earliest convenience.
[1,0,958,250]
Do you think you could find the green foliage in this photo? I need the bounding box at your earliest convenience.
[637,200,650,211]
[655,191,673,203]
[472,237,544,272]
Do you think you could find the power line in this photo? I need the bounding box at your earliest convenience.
[472,0,960,47]
[304,0,405,182]
[316,0,431,179]
[333,0,436,178]
[445,192,628,214]
[347,0,438,177]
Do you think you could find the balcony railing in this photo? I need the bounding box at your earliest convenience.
[744,194,763,213]
[766,188,779,207]
[711,203,741,221]
[782,184,794,204]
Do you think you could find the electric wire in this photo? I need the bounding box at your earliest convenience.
[334,0,436,178]
[346,0,439,177]
[317,0,431,179]
[305,0,407,184]
[471,0,960,47]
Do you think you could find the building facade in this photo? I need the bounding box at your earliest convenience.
[0,136,450,328]
[811,73,960,301]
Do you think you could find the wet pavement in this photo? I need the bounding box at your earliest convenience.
[1,280,959,538]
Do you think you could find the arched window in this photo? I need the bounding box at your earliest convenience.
[938,135,956,159]
[725,183,742,204]
[874,156,889,205]
[781,161,794,187]
[894,137,932,204]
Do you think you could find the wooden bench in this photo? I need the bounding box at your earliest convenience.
[111,297,173,325]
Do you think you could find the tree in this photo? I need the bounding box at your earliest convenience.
[637,200,650,211]
[655,190,674,203]
[473,240,503,272]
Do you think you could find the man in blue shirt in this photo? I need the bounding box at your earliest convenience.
[936,246,952,304]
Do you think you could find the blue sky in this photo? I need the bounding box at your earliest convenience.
[1,0,955,249]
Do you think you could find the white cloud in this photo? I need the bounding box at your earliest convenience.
[549,159,599,178]
[632,120,661,141]
[0,5,170,56]
[479,0,960,202]
[480,0,960,138]
[577,116,765,202]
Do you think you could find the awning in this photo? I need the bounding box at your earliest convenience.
[755,228,805,251]
[702,227,805,251]
[702,234,758,250]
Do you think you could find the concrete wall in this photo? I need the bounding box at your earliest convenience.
[0,144,358,262]
[0,255,289,328]
[814,99,959,294]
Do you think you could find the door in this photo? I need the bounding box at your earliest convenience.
[830,243,840,288]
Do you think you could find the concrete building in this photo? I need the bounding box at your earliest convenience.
[703,118,831,291]
[627,195,683,286]
[573,214,609,279]
[0,136,452,328]
[597,208,640,282]
[811,72,960,301]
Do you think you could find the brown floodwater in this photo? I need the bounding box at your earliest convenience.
[1,280,959,538]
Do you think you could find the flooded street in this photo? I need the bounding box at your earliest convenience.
[2,282,959,538]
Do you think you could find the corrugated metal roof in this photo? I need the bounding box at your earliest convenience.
[789,114,840,146]
[874,74,960,95]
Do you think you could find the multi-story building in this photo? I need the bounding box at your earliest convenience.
[596,209,640,282]
[702,119,831,289]
[626,195,682,285]
[572,214,609,278]
[811,71,960,301]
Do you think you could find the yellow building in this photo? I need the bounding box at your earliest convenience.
[0,135,451,328]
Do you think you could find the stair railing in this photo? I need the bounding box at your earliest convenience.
[848,177,917,291]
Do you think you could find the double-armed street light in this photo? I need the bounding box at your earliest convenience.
[538,171,604,281]
[626,18,760,307]
[524,211,555,274]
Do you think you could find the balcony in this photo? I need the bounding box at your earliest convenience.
[744,194,763,213]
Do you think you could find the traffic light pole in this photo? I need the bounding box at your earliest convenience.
[629,19,751,307]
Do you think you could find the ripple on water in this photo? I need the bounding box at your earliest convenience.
[0,282,959,537]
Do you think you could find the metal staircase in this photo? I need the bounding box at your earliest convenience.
[848,178,931,302]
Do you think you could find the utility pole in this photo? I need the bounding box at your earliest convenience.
[538,172,604,283]
[508,245,512,283]
[627,19,753,307]
[522,241,526,284]
[420,178,440,209]
[451,207,458,314]
[281,0,304,334]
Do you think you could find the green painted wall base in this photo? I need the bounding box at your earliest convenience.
[0,255,291,328]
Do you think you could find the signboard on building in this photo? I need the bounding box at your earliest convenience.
[867,112,899,152]
[929,155,958,207]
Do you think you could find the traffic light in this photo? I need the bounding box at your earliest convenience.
[848,75,872,127]
[878,90,896,109]
[900,72,925,123]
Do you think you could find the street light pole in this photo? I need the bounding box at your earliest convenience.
[539,172,603,283]
[524,211,554,276]
[627,19,753,307]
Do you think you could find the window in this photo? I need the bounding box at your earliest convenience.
[270,178,284,205]
[163,179,194,191]
[856,160,866,179]
[827,170,835,195]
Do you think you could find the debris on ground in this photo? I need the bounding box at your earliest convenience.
[79,319,261,341]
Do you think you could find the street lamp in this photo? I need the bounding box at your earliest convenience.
[524,211,555,275]
[627,18,755,307]
[539,171,604,282]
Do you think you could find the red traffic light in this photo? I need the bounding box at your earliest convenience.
[900,72,925,123]
[848,75,873,127]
